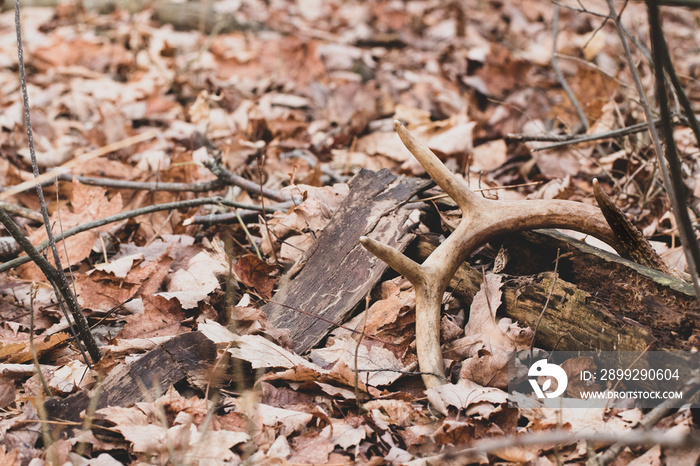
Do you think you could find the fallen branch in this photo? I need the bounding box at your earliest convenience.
[202,156,295,203]
[184,201,294,225]
[0,196,283,273]
[0,201,43,222]
[56,173,225,193]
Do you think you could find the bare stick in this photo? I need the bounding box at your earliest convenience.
[0,201,43,222]
[184,201,294,225]
[202,156,294,203]
[56,174,225,192]
[659,35,700,146]
[0,196,280,273]
[530,120,663,151]
[14,0,100,363]
[551,3,588,133]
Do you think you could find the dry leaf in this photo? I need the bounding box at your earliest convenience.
[233,254,278,299]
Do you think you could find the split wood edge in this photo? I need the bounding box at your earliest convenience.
[360,120,628,389]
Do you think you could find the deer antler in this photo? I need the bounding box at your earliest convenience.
[360,121,623,389]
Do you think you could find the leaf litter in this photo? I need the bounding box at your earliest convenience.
[0,0,696,464]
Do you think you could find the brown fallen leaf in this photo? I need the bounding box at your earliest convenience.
[234,254,278,299]
[19,180,122,281]
[447,273,533,388]
[2,332,71,364]
[118,295,186,339]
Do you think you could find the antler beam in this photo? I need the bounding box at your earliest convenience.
[361,121,623,389]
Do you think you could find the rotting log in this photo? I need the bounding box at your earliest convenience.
[413,231,698,353]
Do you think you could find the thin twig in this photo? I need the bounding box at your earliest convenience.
[0,201,43,222]
[657,26,700,149]
[532,120,668,151]
[184,201,294,226]
[29,282,51,396]
[0,196,284,273]
[14,0,100,364]
[418,181,544,202]
[234,209,262,259]
[551,3,588,133]
[257,154,279,265]
[645,0,700,302]
[505,133,574,143]
[554,53,627,85]
[354,293,371,411]
[531,249,560,350]
[56,173,225,192]
[607,0,700,303]
[507,119,668,146]
[202,156,294,203]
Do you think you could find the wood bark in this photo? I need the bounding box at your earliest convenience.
[263,169,430,354]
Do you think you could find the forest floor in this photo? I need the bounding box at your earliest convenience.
[0,0,698,464]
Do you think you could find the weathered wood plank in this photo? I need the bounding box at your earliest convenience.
[263,169,430,354]
[44,332,216,423]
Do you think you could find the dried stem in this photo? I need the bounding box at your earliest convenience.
[0,196,279,273]
[551,3,588,133]
[645,0,700,301]
[57,173,225,192]
[14,0,100,363]
[606,0,700,303]
[202,156,298,203]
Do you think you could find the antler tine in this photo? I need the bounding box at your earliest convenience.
[359,236,424,286]
[362,124,622,392]
[394,120,475,210]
